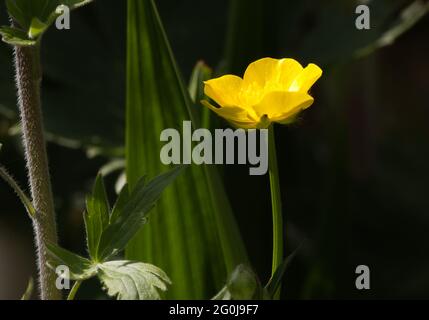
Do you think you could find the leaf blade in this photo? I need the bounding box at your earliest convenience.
[125,0,249,299]
[0,26,36,46]
[46,243,96,281]
[84,174,110,261]
[98,260,171,300]
[98,166,185,261]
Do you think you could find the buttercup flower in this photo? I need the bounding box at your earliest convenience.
[202,57,322,129]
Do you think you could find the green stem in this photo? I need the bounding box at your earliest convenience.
[14,42,61,300]
[268,125,284,299]
[67,281,82,300]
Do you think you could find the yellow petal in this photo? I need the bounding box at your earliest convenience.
[243,58,303,89]
[201,100,259,128]
[243,58,281,87]
[252,91,314,123]
[204,75,243,107]
[288,63,323,93]
[277,59,305,91]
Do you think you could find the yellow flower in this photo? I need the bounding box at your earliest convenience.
[202,57,322,129]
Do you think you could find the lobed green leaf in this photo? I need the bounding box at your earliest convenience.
[98,260,171,300]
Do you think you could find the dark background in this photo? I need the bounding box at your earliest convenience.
[0,0,428,299]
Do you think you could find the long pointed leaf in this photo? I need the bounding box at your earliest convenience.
[125,0,248,299]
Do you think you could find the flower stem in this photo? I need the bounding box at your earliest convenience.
[14,42,61,300]
[268,125,284,299]
[67,281,82,300]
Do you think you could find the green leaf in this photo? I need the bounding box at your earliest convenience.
[5,0,29,29]
[189,61,212,104]
[84,174,110,261]
[125,0,248,299]
[227,265,262,300]
[98,260,171,300]
[0,2,125,149]
[21,278,34,300]
[110,183,131,223]
[264,248,299,299]
[5,0,94,40]
[188,61,213,128]
[63,0,94,10]
[98,166,185,261]
[213,265,263,300]
[46,243,96,280]
[0,26,36,46]
[6,0,55,30]
[28,18,48,39]
[212,286,232,300]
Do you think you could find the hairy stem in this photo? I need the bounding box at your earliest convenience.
[268,125,284,299]
[14,43,61,300]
